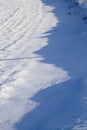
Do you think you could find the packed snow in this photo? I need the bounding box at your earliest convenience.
[0,0,87,130]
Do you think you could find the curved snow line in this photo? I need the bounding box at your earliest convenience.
[0,0,70,130]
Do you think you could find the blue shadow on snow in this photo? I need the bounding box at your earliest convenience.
[15,0,87,129]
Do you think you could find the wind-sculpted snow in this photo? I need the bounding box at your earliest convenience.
[0,0,69,129]
[0,0,87,130]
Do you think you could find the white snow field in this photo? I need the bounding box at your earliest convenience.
[0,0,87,130]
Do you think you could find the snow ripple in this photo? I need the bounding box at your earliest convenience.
[0,0,69,129]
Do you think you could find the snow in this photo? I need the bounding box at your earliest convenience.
[0,0,87,130]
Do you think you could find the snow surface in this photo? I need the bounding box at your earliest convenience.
[0,0,87,130]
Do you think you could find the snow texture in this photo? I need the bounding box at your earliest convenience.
[0,0,87,130]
